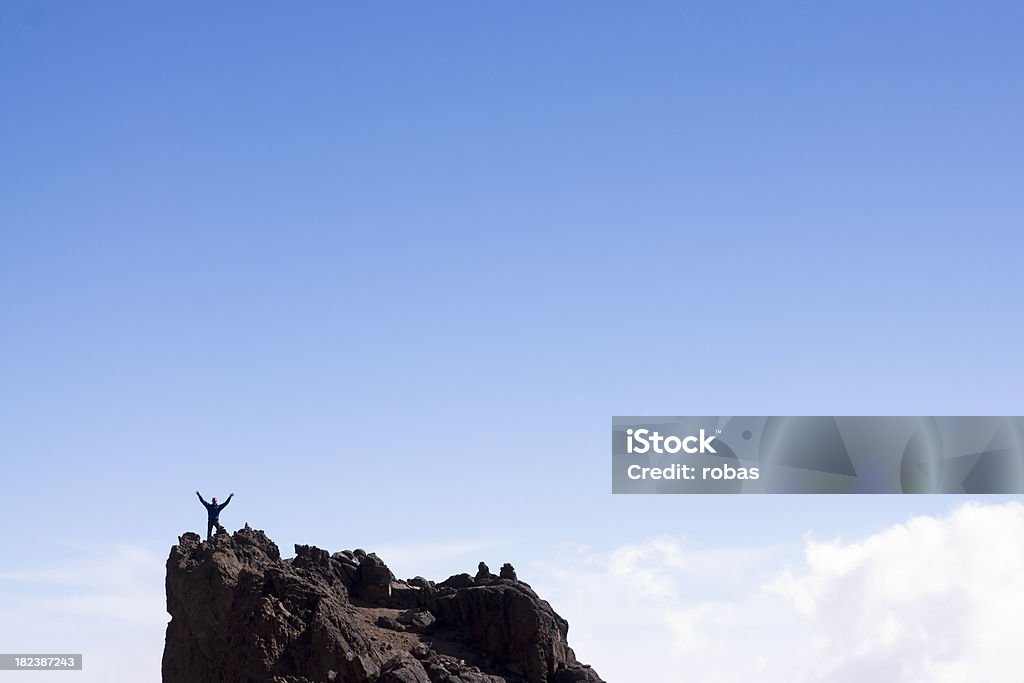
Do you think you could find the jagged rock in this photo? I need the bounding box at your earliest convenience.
[552,664,605,683]
[355,553,396,604]
[475,562,497,582]
[499,564,517,582]
[163,528,605,683]
[332,553,361,586]
[378,656,431,683]
[396,609,435,632]
[376,615,406,632]
[430,582,582,683]
[408,576,433,591]
[437,573,475,590]
[390,582,422,609]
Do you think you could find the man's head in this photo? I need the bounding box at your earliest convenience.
[212,497,218,504]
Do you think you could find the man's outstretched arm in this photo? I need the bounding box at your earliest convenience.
[196,490,209,506]
[222,493,234,508]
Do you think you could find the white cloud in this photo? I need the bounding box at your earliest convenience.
[530,502,1024,683]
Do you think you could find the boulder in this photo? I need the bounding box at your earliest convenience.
[396,609,436,632]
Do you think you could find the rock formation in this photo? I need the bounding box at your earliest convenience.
[162,527,605,683]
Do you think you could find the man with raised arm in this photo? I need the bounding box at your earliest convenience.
[196,490,234,541]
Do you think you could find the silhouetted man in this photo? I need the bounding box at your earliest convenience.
[196,490,233,540]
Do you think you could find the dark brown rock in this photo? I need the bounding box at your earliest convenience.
[376,615,406,632]
[395,609,435,632]
[162,529,604,683]
[474,562,496,582]
[437,573,475,590]
[377,656,431,683]
[427,582,583,683]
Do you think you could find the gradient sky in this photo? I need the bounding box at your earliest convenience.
[2,3,1022,681]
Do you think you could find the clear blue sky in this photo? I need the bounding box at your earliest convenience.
[1,3,1022,662]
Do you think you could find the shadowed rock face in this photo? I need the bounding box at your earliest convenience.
[162,528,605,683]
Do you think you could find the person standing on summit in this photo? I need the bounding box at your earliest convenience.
[196,490,233,540]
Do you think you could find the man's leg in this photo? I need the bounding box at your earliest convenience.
[207,519,214,541]
[215,521,226,536]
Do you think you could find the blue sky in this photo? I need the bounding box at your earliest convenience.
[2,3,1023,681]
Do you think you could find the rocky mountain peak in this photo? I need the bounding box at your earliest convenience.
[162,528,605,683]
